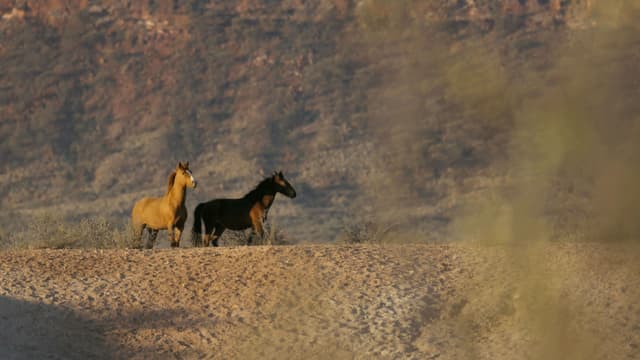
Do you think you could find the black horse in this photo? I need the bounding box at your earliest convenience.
[192,171,297,247]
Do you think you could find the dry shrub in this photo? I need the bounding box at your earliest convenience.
[2,213,137,249]
[218,222,290,246]
[338,218,397,244]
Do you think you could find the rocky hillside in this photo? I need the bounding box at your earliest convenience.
[2,0,639,244]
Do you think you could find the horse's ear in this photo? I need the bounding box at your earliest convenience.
[184,161,189,169]
[278,170,284,177]
[177,162,184,170]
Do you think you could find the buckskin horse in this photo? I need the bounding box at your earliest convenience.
[192,171,296,247]
[131,162,197,248]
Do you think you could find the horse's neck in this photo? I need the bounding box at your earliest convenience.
[246,188,275,207]
[165,183,187,208]
[262,193,276,209]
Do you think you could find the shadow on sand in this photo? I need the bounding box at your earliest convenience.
[0,296,117,360]
[0,296,209,359]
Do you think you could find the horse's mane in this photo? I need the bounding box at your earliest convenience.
[166,171,176,194]
[243,177,273,202]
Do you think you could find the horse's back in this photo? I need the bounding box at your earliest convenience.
[132,197,154,214]
[200,198,252,230]
[198,199,222,219]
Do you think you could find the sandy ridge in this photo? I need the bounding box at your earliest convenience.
[0,244,638,359]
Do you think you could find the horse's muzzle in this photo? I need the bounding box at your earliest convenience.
[192,181,198,189]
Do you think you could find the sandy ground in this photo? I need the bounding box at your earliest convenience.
[0,243,638,359]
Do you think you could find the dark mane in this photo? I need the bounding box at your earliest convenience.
[243,177,273,203]
[166,171,176,194]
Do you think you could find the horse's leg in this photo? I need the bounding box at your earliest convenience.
[145,228,158,249]
[167,225,179,248]
[132,223,145,249]
[203,221,215,247]
[210,225,225,247]
[202,233,209,247]
[250,220,265,246]
[173,226,183,248]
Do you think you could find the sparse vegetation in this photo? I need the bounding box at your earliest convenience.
[213,221,290,247]
[338,218,398,244]
[2,1,638,245]
[1,3,639,360]
[1,213,136,250]
[0,0,601,243]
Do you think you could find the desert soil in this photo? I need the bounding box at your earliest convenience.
[0,243,638,359]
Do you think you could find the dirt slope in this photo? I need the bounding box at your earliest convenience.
[0,244,637,359]
[0,0,601,242]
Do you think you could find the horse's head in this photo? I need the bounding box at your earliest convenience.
[272,171,296,198]
[176,161,197,189]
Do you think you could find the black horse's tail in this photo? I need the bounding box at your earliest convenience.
[191,203,204,246]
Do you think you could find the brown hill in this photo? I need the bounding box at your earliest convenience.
[2,1,639,245]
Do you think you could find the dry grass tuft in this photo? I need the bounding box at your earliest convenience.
[338,218,398,244]
[192,221,290,247]
[1,213,137,250]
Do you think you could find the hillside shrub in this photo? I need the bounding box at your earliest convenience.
[338,218,398,244]
[196,221,289,247]
[2,213,136,249]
